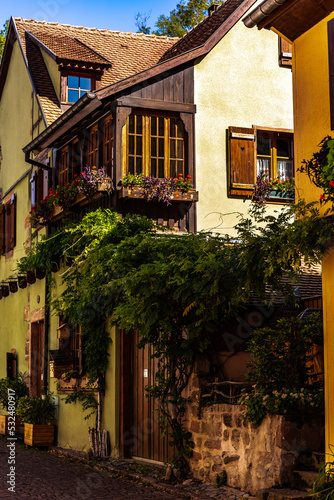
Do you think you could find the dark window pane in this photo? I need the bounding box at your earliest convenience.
[68,89,79,103]
[177,140,183,159]
[151,158,157,177]
[170,139,176,159]
[136,136,142,156]
[129,115,135,134]
[80,77,91,90]
[136,157,142,174]
[257,136,271,156]
[136,116,142,134]
[277,138,291,158]
[151,137,157,157]
[68,76,79,88]
[170,159,176,179]
[158,159,164,178]
[158,138,164,157]
[177,161,184,177]
[129,135,135,154]
[170,118,176,137]
[128,156,134,174]
[158,117,164,136]
[151,117,157,136]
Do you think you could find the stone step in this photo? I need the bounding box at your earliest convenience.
[293,470,319,491]
[256,488,311,500]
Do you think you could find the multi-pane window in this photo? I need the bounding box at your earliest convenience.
[103,115,113,176]
[67,75,92,103]
[88,124,99,168]
[57,316,82,374]
[257,131,293,180]
[125,113,186,178]
[58,147,68,187]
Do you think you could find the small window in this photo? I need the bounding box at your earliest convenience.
[67,75,92,103]
[58,147,68,187]
[88,124,99,168]
[103,115,113,177]
[5,195,16,253]
[125,113,186,178]
[229,126,294,199]
[257,130,293,181]
[57,316,82,375]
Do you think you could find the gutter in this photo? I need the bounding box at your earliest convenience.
[23,92,99,154]
[243,0,289,28]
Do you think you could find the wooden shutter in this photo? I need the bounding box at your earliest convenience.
[0,205,5,255]
[229,126,255,197]
[279,37,292,67]
[328,19,334,130]
[5,195,16,252]
[37,168,44,204]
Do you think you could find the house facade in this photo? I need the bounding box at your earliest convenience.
[0,0,294,459]
[243,0,334,460]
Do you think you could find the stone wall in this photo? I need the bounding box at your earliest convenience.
[188,402,324,494]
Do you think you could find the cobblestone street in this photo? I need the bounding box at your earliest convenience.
[0,437,184,499]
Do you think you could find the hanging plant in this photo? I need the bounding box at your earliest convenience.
[299,136,334,203]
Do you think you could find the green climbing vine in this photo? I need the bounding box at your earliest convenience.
[16,200,334,468]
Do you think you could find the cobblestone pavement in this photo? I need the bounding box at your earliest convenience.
[0,436,254,499]
[0,437,183,499]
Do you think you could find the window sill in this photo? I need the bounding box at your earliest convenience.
[55,376,97,394]
[268,189,295,201]
[118,186,199,202]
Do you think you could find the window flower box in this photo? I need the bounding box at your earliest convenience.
[119,186,198,202]
[269,189,295,201]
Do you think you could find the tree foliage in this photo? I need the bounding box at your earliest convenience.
[0,21,9,62]
[136,0,223,37]
[17,200,334,466]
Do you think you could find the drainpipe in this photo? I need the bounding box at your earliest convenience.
[42,223,50,395]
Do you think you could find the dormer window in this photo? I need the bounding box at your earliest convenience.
[67,75,92,103]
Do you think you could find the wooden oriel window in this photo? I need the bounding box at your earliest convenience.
[103,115,113,177]
[58,147,68,187]
[88,124,99,168]
[229,126,293,197]
[124,112,186,178]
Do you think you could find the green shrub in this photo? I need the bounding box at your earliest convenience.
[16,395,55,424]
[0,373,29,411]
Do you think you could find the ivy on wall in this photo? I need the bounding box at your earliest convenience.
[17,200,334,467]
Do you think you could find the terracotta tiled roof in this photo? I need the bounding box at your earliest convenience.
[25,34,61,125]
[248,264,322,305]
[14,18,178,90]
[160,0,246,62]
[30,33,112,66]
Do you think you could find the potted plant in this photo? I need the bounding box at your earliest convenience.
[16,394,55,446]
[0,374,29,435]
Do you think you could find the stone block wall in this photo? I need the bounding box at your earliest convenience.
[187,402,324,494]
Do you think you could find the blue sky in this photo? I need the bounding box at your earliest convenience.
[1,0,178,33]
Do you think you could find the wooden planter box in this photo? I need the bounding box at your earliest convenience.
[24,423,54,447]
[119,186,199,202]
[0,415,23,435]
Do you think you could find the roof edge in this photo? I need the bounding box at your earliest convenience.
[243,0,289,28]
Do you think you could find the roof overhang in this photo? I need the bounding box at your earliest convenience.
[243,0,334,41]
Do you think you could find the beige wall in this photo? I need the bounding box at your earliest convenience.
[194,15,293,235]
[41,50,60,100]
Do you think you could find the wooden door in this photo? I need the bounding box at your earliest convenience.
[120,330,173,463]
[30,322,44,397]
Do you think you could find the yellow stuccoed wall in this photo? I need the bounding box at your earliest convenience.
[291,12,334,459]
[0,39,44,382]
[194,11,294,235]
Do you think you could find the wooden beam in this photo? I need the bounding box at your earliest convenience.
[116,97,196,114]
